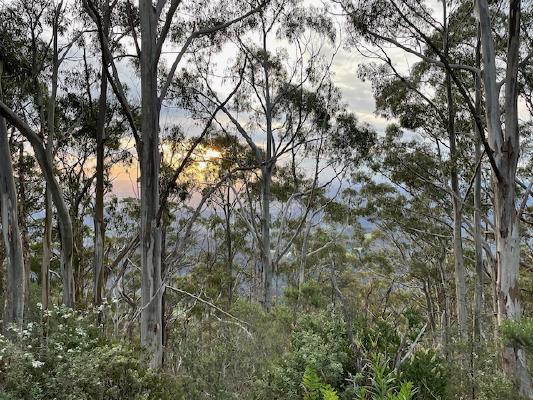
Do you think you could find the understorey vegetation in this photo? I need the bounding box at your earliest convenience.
[2,0,533,398]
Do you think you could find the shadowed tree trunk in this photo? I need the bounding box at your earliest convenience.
[139,0,163,369]
[443,0,468,339]
[473,27,484,343]
[261,164,273,311]
[0,109,25,327]
[17,143,30,311]
[93,2,110,307]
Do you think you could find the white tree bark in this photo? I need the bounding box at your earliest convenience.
[476,0,532,396]
[0,101,75,308]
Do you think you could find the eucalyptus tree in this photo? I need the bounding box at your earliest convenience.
[360,127,464,348]
[54,63,131,304]
[0,0,85,310]
[0,86,25,326]
[476,2,533,393]
[85,0,265,368]
[0,5,34,326]
[341,0,479,339]
[84,0,113,309]
[200,0,344,310]
[339,0,533,393]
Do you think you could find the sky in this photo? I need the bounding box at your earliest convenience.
[59,0,524,199]
[105,1,393,198]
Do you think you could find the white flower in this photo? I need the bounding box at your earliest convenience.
[31,360,44,368]
[75,327,87,337]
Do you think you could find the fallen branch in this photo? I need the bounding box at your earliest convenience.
[165,284,252,337]
[397,322,428,369]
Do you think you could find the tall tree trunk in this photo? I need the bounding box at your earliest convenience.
[473,28,484,343]
[298,219,312,291]
[438,257,451,360]
[443,0,468,338]
[94,40,108,307]
[0,112,25,327]
[45,10,75,308]
[73,217,85,303]
[261,28,274,312]
[476,0,532,395]
[17,143,30,311]
[261,165,273,311]
[41,190,52,311]
[139,0,163,369]
[224,186,233,305]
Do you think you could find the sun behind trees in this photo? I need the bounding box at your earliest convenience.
[1,0,533,399]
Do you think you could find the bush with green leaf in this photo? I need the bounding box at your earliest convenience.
[0,305,182,399]
[501,318,533,353]
[399,349,447,399]
[165,300,293,399]
[302,365,340,400]
[345,355,415,400]
[257,308,349,399]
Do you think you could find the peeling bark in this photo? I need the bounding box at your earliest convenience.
[476,0,532,395]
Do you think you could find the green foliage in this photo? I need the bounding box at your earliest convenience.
[0,305,182,400]
[501,318,533,353]
[302,365,339,400]
[258,309,349,399]
[285,280,329,310]
[165,300,292,399]
[350,355,415,400]
[400,349,447,399]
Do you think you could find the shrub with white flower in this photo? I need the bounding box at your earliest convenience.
[0,303,183,399]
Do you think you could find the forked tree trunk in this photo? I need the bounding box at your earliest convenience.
[0,103,75,309]
[476,0,532,396]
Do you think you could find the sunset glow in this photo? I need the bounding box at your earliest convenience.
[197,148,222,170]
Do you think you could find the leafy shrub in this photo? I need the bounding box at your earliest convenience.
[258,308,349,399]
[165,300,293,399]
[302,365,340,400]
[346,355,415,400]
[501,318,533,353]
[0,305,183,399]
[399,349,447,399]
